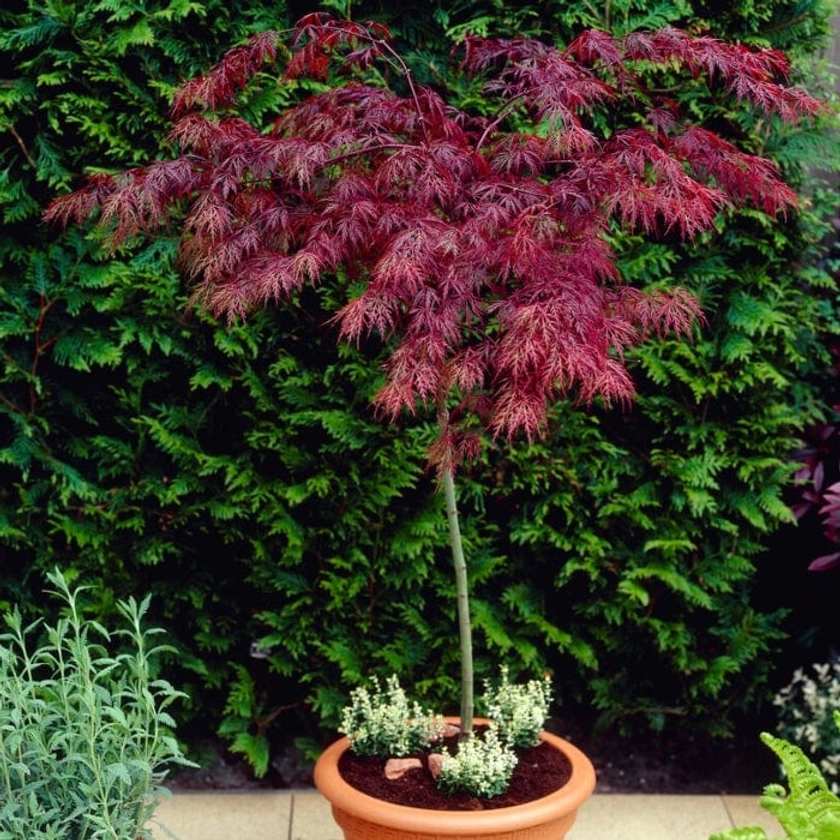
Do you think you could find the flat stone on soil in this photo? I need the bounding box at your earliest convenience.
[384,757,423,780]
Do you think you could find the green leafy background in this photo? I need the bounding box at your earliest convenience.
[1,0,838,773]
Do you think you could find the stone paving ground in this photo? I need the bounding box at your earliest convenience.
[146,789,780,840]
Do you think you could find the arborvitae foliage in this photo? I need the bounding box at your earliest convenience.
[3,0,838,772]
[0,0,305,727]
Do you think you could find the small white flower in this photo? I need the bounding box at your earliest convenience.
[483,665,553,748]
[339,675,445,757]
[437,726,518,798]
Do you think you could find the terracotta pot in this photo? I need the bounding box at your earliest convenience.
[313,719,596,840]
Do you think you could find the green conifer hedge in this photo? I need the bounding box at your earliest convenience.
[1,0,837,771]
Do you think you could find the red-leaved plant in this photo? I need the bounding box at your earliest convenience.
[46,14,823,739]
[792,416,840,573]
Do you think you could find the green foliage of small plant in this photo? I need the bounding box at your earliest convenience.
[483,666,553,749]
[437,726,519,799]
[216,662,289,779]
[339,675,447,758]
[710,711,840,840]
[0,568,194,840]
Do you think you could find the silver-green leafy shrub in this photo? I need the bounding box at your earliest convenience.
[339,675,446,757]
[437,726,519,799]
[0,569,194,840]
[773,662,840,793]
[484,666,553,748]
[432,666,552,798]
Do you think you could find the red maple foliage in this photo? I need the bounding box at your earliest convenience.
[46,14,823,461]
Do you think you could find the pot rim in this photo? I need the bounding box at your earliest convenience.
[313,718,596,836]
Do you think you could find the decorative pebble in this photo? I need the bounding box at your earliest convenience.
[384,757,423,780]
[428,753,444,780]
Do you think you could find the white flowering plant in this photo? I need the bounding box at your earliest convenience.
[484,666,553,749]
[339,675,447,757]
[773,662,840,793]
[437,726,519,798]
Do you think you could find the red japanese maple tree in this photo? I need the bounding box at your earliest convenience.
[46,14,823,734]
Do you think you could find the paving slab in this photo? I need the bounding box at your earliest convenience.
[148,791,291,840]
[568,794,736,840]
[290,791,344,840]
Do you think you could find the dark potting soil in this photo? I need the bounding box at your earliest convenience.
[337,732,572,811]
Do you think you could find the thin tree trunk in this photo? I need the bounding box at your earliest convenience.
[437,402,473,736]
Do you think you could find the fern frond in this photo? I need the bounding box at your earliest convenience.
[758,732,840,840]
